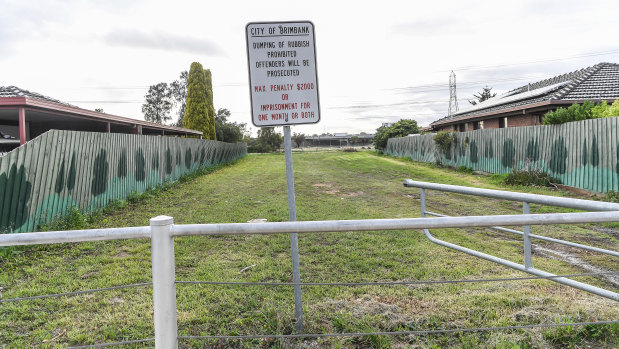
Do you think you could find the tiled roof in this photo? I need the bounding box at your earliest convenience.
[431,62,619,126]
[0,85,77,107]
[559,63,619,100]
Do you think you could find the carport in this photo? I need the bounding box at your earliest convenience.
[0,86,201,148]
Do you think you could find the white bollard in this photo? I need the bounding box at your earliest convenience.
[150,216,178,348]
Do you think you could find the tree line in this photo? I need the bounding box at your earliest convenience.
[141,62,247,143]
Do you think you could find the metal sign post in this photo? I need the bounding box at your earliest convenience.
[246,20,320,332]
[283,125,303,332]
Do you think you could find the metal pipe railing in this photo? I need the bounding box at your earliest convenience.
[404,179,619,211]
[2,213,617,247]
[165,212,619,237]
[0,226,150,247]
[406,180,619,303]
[424,211,619,257]
[422,228,619,301]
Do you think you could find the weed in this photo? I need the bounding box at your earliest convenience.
[104,199,127,212]
[433,159,447,168]
[433,131,456,155]
[456,166,473,174]
[503,169,560,187]
[127,190,141,204]
[543,322,619,347]
[605,191,619,203]
[39,206,88,231]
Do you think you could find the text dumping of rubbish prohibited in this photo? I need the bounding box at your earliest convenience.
[246,21,320,126]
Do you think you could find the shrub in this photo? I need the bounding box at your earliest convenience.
[490,173,509,184]
[39,206,88,231]
[247,143,273,153]
[247,127,282,153]
[433,131,456,156]
[503,169,560,187]
[373,119,419,152]
[605,191,619,203]
[543,99,619,125]
[456,166,473,174]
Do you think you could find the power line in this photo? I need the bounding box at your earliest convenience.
[440,49,619,73]
[388,74,548,93]
[0,283,152,303]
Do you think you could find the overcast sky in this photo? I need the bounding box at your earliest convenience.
[1,0,618,136]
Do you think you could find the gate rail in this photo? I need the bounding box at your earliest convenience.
[404,179,619,301]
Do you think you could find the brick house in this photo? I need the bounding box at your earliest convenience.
[429,62,619,132]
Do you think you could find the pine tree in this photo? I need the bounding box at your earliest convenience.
[183,62,209,136]
[469,86,497,105]
[204,69,217,140]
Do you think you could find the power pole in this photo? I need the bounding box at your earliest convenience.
[449,71,458,118]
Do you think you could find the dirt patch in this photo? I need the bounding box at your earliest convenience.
[312,183,334,188]
[555,184,604,198]
[114,251,130,258]
[343,191,364,197]
[534,246,619,287]
[317,295,406,321]
[80,271,98,279]
[380,295,441,316]
[589,226,619,239]
[375,156,408,166]
[571,233,616,246]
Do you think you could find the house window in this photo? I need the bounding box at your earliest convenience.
[473,121,483,130]
[459,123,466,132]
[499,117,506,128]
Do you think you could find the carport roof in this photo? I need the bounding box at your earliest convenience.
[0,85,201,136]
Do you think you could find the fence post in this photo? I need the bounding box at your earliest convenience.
[420,188,427,217]
[150,215,178,348]
[522,202,532,269]
[283,125,304,333]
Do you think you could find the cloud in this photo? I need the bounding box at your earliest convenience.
[328,100,445,111]
[0,1,71,59]
[392,15,473,36]
[103,30,225,56]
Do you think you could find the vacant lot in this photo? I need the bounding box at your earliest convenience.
[1,150,617,348]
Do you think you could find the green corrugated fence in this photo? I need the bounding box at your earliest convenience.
[385,117,619,193]
[0,130,247,233]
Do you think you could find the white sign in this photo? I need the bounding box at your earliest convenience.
[246,21,320,127]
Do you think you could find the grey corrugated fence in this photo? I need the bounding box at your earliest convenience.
[0,130,247,233]
[385,117,619,193]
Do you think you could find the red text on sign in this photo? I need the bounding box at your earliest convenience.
[297,83,314,90]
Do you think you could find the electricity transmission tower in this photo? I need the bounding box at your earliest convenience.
[448,71,458,117]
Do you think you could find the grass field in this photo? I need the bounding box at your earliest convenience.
[0,150,617,348]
